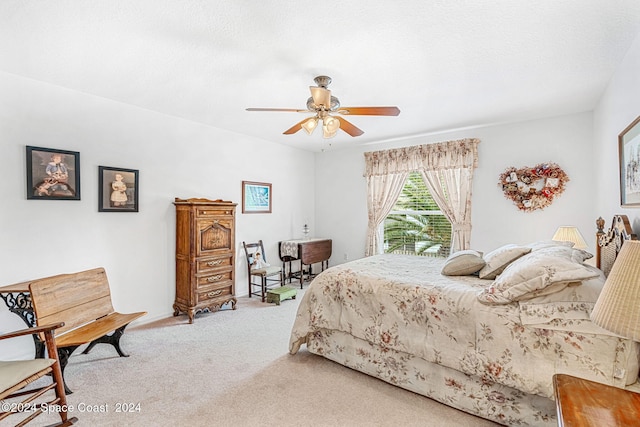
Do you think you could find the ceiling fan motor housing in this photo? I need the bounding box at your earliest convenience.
[313,75,332,88]
[306,96,340,111]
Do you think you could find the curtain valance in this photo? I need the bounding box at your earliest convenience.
[363,138,480,177]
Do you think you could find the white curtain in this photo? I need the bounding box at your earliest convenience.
[420,168,473,252]
[363,138,479,255]
[365,172,408,256]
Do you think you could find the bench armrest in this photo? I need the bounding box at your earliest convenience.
[0,322,64,341]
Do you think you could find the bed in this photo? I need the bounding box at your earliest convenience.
[289,215,639,426]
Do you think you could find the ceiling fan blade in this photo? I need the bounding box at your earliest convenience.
[336,106,400,116]
[283,118,312,135]
[246,108,308,113]
[335,116,364,137]
[309,87,332,109]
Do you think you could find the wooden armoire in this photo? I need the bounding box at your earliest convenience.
[173,198,237,323]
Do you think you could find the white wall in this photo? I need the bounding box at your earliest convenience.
[0,72,315,357]
[315,112,597,263]
[594,30,640,229]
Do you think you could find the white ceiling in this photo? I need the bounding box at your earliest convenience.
[2,1,640,152]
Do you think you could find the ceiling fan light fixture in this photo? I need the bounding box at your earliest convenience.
[322,128,338,139]
[322,115,340,138]
[301,117,319,135]
[323,115,340,132]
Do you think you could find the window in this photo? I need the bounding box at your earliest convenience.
[383,171,452,257]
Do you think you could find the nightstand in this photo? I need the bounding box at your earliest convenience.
[553,373,640,426]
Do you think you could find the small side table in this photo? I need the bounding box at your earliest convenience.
[553,373,640,426]
[279,238,332,288]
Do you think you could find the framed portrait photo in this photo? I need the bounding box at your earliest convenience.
[242,181,271,214]
[26,146,80,200]
[98,166,139,212]
[619,115,640,207]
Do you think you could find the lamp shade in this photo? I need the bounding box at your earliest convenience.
[552,226,588,249]
[591,240,640,341]
[322,115,340,138]
[301,117,319,135]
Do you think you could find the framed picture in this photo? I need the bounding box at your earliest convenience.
[619,115,640,207]
[98,166,139,212]
[26,146,80,200]
[242,181,272,213]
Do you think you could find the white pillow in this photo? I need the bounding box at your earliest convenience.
[476,251,600,305]
[527,244,594,263]
[441,250,485,276]
[526,240,575,251]
[478,244,532,280]
[518,266,605,305]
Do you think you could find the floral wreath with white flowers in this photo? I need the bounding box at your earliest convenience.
[498,162,569,212]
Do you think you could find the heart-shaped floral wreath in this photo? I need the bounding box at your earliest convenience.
[498,162,569,212]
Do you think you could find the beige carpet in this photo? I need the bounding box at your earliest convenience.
[29,287,500,426]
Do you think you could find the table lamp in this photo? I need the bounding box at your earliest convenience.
[552,226,588,250]
[591,240,640,341]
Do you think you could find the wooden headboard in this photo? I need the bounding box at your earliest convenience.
[596,214,637,277]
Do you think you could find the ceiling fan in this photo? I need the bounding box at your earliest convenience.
[246,75,400,138]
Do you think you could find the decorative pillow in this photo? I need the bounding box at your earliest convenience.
[518,266,605,305]
[478,244,532,280]
[476,251,600,305]
[529,244,594,263]
[441,250,485,276]
[570,248,594,263]
[526,240,575,251]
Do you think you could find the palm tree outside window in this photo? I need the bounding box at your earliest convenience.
[383,171,452,257]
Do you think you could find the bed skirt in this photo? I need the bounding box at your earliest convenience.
[299,328,557,426]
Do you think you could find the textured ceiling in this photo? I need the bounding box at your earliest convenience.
[2,1,640,151]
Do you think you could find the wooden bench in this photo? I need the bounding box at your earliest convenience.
[27,267,147,393]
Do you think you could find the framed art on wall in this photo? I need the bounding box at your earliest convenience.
[619,115,640,207]
[98,166,139,212]
[242,181,271,213]
[26,146,80,200]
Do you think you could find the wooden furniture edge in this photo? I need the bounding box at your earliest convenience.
[0,321,64,340]
[554,373,640,426]
[596,214,637,276]
[55,311,146,348]
[174,197,236,205]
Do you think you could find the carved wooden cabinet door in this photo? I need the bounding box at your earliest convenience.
[197,218,233,255]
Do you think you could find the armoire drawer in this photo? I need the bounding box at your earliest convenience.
[196,207,234,217]
[197,283,233,302]
[197,270,233,287]
[197,255,233,273]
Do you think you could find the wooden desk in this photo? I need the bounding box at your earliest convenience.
[279,238,332,288]
[553,373,640,426]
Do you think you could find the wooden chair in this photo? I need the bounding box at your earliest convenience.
[0,322,78,426]
[243,240,284,302]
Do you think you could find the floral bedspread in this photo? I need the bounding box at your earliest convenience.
[289,254,639,399]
